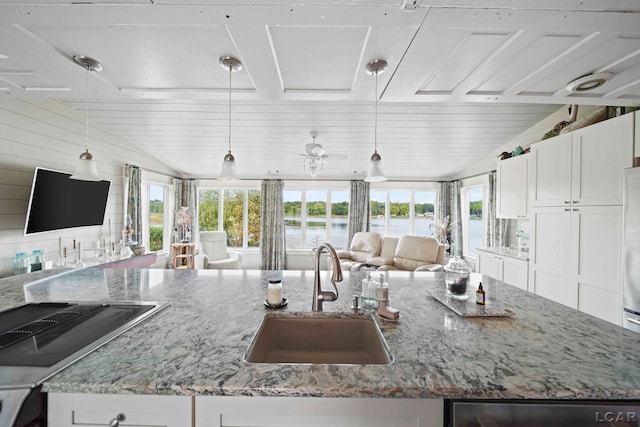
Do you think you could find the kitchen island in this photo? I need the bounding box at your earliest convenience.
[2,267,640,425]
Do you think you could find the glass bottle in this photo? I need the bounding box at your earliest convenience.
[267,279,283,306]
[30,249,44,272]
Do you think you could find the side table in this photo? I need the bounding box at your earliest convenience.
[171,243,195,269]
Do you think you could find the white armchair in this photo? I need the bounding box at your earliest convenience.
[195,231,242,269]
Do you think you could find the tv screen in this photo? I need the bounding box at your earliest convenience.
[24,167,111,235]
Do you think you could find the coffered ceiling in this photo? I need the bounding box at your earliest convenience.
[0,1,638,180]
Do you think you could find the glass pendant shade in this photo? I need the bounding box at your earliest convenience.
[70,149,101,181]
[219,151,238,181]
[365,151,387,182]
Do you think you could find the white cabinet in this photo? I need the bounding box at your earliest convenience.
[195,396,443,427]
[529,205,623,324]
[529,113,634,208]
[477,250,529,291]
[496,154,529,219]
[48,393,192,427]
[527,113,633,326]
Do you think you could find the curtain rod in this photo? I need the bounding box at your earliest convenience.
[123,163,181,180]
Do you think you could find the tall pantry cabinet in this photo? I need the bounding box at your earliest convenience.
[528,112,634,325]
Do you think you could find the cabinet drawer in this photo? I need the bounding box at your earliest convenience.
[48,393,192,427]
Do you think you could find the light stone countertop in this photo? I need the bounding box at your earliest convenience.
[476,247,530,261]
[1,267,640,400]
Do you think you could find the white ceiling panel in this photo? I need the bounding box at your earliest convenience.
[270,25,369,92]
[0,3,637,180]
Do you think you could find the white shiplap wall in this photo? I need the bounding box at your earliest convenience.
[0,98,178,278]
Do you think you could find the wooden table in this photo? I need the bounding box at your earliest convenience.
[171,243,195,269]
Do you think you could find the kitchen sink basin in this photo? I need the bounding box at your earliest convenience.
[243,312,393,365]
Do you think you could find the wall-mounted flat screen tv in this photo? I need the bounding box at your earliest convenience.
[24,167,111,235]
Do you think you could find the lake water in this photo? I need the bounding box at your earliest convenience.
[286,217,483,254]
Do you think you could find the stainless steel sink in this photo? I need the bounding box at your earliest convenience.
[244,312,393,365]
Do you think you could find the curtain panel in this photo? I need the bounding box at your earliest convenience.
[435,181,463,257]
[124,164,142,245]
[347,180,371,245]
[260,179,286,270]
[486,172,507,247]
[172,178,197,243]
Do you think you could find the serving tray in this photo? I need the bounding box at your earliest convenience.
[431,287,515,318]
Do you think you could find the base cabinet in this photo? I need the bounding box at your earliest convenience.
[195,396,444,427]
[477,251,528,291]
[48,393,192,427]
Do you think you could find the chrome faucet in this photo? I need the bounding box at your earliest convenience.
[312,242,343,312]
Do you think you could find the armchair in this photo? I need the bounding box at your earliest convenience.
[195,231,242,269]
[335,231,382,271]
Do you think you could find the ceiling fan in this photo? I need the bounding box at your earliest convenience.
[290,131,348,179]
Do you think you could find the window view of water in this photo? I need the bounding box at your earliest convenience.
[286,216,484,254]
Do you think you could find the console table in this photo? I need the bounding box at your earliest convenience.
[171,243,195,269]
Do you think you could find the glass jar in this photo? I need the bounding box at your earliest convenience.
[13,252,30,275]
[267,279,283,306]
[30,249,45,272]
[444,256,471,300]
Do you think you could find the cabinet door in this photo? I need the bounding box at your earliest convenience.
[573,205,623,325]
[529,207,576,308]
[497,155,528,219]
[571,113,633,206]
[529,133,572,207]
[477,251,500,280]
[195,396,443,427]
[501,257,529,291]
[48,393,192,427]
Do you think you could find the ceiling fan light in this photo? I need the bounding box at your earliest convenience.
[219,151,238,181]
[566,71,614,93]
[365,151,387,182]
[70,149,101,181]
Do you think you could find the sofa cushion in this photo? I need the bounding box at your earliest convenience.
[379,236,398,258]
[392,235,440,271]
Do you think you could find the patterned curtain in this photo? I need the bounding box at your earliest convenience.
[260,179,286,270]
[435,181,463,257]
[486,172,507,247]
[172,178,197,243]
[124,164,142,245]
[347,180,371,245]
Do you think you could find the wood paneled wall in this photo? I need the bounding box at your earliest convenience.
[0,98,177,278]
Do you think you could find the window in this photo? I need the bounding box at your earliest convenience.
[141,182,170,253]
[197,188,260,249]
[462,185,484,256]
[284,187,350,249]
[370,189,436,237]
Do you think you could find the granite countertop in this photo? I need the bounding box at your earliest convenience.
[476,246,530,261]
[2,267,640,400]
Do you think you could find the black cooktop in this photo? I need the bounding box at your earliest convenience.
[0,302,154,367]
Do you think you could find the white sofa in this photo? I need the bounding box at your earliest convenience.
[336,233,444,272]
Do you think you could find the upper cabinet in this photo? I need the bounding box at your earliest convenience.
[496,154,529,219]
[529,113,634,208]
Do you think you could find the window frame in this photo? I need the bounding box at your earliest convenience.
[460,180,488,258]
[141,180,171,254]
[368,186,437,238]
[197,183,261,250]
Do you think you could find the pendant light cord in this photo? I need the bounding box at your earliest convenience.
[374,71,378,153]
[228,64,232,153]
[85,65,90,152]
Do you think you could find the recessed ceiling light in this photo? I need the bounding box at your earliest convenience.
[566,72,614,93]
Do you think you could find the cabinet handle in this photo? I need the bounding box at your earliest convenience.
[564,201,571,204]
[109,414,125,427]
[573,208,579,212]
[627,318,640,326]
[573,200,579,204]
[564,208,571,212]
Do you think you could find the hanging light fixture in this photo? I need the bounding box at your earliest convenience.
[303,131,328,179]
[70,55,103,181]
[364,59,388,182]
[218,56,242,181]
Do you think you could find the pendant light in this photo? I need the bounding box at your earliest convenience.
[364,59,388,182]
[218,56,242,181]
[70,55,103,181]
